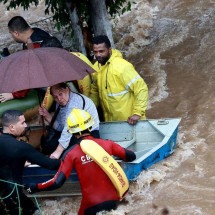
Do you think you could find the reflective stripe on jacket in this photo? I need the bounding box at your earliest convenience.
[90,49,148,121]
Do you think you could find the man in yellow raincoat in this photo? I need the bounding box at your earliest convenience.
[90,35,148,125]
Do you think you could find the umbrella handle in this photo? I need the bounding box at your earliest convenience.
[40,115,46,131]
[36,89,46,130]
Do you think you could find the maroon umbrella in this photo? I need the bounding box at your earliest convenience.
[0,47,95,93]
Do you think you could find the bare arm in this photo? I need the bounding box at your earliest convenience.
[50,144,64,159]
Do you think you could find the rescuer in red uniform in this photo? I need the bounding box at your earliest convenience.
[25,108,136,215]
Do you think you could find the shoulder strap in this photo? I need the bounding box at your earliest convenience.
[73,92,85,109]
[80,139,129,199]
[48,92,85,128]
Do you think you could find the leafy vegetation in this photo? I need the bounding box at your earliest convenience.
[0,0,134,30]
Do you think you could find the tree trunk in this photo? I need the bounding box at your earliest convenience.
[67,6,87,55]
[89,0,115,48]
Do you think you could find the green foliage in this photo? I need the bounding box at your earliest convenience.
[0,0,134,30]
[106,0,133,17]
[44,0,70,31]
[0,0,39,10]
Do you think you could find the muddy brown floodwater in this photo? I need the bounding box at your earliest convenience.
[1,0,215,214]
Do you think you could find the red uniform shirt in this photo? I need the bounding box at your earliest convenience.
[37,135,133,214]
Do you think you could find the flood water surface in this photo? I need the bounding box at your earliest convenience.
[128,0,215,214]
[1,0,215,214]
[40,0,215,214]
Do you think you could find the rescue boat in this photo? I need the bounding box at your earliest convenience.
[23,118,181,197]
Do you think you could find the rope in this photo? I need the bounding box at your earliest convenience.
[33,195,43,215]
[0,179,43,215]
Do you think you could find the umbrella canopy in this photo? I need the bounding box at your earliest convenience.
[0,47,95,93]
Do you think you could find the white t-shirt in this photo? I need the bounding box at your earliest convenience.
[54,92,100,149]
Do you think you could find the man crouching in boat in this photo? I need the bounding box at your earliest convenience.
[25,108,136,215]
[0,110,60,215]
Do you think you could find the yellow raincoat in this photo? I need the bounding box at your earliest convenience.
[71,52,95,97]
[90,49,148,121]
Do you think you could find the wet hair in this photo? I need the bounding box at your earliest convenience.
[91,35,111,48]
[2,110,23,128]
[8,16,30,32]
[50,82,69,95]
[40,36,63,48]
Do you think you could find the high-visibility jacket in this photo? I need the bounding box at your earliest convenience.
[90,49,148,121]
[71,52,95,97]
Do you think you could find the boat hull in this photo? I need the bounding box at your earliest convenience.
[121,126,179,180]
[23,118,181,196]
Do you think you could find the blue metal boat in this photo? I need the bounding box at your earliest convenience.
[99,118,181,180]
[23,118,181,196]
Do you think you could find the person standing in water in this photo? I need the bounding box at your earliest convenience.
[0,110,60,215]
[25,108,136,215]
